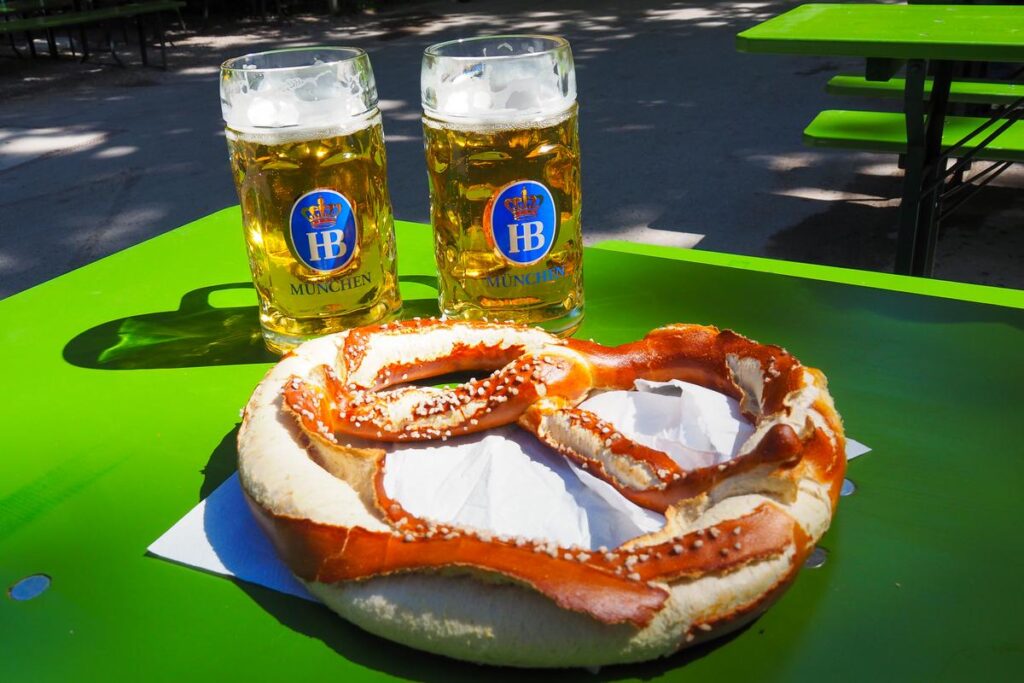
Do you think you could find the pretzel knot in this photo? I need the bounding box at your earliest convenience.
[241,318,845,664]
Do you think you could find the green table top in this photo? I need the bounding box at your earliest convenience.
[736,3,1024,62]
[2,207,1023,681]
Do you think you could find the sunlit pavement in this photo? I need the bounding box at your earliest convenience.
[1,0,1021,298]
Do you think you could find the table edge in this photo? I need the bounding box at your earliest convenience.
[735,3,1024,62]
[591,240,1024,310]
[3,209,1019,312]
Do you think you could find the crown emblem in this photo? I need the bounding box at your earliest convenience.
[301,197,342,229]
[503,186,543,221]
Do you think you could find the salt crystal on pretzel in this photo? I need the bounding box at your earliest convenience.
[239,319,845,667]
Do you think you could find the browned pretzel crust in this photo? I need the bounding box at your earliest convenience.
[242,318,844,655]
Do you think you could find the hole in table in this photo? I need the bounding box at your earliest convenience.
[8,574,51,601]
[840,478,857,496]
[804,547,828,569]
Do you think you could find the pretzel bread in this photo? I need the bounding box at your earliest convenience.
[238,319,845,667]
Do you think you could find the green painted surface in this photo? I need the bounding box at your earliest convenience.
[827,74,1024,106]
[3,208,1024,680]
[803,109,1024,162]
[736,4,1024,62]
[592,240,1024,309]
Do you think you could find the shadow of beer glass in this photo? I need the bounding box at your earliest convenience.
[63,283,275,370]
[63,279,442,370]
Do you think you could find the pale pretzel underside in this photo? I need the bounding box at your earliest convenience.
[252,318,844,639]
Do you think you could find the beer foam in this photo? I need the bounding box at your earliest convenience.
[422,37,576,124]
[227,110,381,145]
[422,106,574,134]
[222,49,378,135]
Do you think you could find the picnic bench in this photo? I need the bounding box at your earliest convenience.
[0,0,185,68]
[737,3,1024,277]
[803,110,1024,162]
[826,74,1024,106]
[2,0,78,59]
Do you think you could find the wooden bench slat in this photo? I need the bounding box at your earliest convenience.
[827,74,1024,106]
[804,110,1024,162]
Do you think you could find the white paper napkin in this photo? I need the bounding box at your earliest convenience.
[149,470,315,600]
[149,381,870,600]
[382,428,666,551]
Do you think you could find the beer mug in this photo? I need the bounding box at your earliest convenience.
[220,48,402,353]
[421,35,583,335]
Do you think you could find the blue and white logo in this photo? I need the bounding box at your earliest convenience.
[289,189,358,272]
[487,180,557,266]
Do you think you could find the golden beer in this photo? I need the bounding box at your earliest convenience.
[221,47,401,353]
[227,119,401,353]
[421,36,583,335]
[423,108,582,331]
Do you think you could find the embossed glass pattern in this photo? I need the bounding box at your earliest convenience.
[221,48,401,353]
[421,36,583,335]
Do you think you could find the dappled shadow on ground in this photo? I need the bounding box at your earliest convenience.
[1,0,1021,298]
[763,159,1024,288]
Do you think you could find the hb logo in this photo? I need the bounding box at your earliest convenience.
[488,181,557,265]
[289,189,358,272]
[507,221,546,254]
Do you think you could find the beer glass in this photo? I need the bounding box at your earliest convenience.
[421,36,583,335]
[221,48,401,353]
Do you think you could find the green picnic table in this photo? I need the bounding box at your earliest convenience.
[0,0,78,59]
[2,209,1023,680]
[1,1,183,67]
[737,3,1024,278]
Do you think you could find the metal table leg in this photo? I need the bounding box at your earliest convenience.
[79,23,89,62]
[45,28,58,58]
[137,16,148,66]
[895,59,954,277]
[3,14,24,57]
[895,59,928,275]
[156,11,166,70]
[8,34,23,58]
[913,60,954,276]
[104,21,123,67]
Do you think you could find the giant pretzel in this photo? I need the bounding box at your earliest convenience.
[238,318,845,667]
